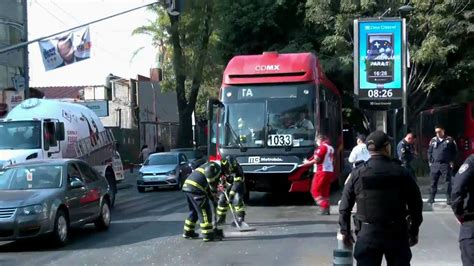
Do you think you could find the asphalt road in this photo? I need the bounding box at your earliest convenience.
[0,171,463,266]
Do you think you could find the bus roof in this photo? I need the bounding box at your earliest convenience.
[223,52,332,86]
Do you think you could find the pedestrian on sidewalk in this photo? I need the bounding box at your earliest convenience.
[139,145,151,163]
[428,125,458,204]
[339,130,423,265]
[303,135,335,215]
[451,154,474,265]
[348,134,370,168]
[155,141,165,153]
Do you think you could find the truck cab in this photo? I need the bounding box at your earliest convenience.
[0,119,65,169]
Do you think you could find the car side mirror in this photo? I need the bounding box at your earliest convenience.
[69,177,84,189]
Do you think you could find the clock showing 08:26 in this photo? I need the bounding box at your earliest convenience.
[367,89,393,98]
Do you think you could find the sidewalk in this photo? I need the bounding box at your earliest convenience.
[417,175,453,212]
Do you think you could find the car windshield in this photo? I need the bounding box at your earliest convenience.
[0,165,63,190]
[145,155,178,165]
[182,151,196,160]
[0,121,42,149]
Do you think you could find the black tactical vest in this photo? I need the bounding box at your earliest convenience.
[354,158,408,224]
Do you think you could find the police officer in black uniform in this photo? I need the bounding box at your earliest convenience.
[339,130,423,265]
[428,125,458,204]
[217,155,246,224]
[182,162,222,242]
[451,154,474,265]
[397,132,416,177]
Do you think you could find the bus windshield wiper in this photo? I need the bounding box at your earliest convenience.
[225,122,247,152]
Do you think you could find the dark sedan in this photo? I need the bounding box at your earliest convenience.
[0,159,112,246]
[137,152,192,192]
[170,148,206,169]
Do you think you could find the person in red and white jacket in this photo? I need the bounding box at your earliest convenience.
[304,135,335,215]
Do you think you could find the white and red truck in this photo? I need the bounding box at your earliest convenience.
[0,98,124,205]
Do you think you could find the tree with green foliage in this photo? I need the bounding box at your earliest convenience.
[217,0,473,129]
[133,1,220,147]
[305,0,473,125]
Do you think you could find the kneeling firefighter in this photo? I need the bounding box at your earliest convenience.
[217,155,246,224]
[182,162,223,242]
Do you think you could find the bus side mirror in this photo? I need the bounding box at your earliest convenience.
[56,122,65,141]
[207,98,224,121]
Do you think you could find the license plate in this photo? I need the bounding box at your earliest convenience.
[267,134,293,146]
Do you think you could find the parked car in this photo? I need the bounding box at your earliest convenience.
[170,148,206,169]
[137,152,192,192]
[0,159,112,247]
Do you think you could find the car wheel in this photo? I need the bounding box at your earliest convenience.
[106,169,117,207]
[94,199,111,231]
[51,209,69,247]
[137,187,145,193]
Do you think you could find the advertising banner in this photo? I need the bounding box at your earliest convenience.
[78,100,109,117]
[354,19,406,110]
[39,27,91,71]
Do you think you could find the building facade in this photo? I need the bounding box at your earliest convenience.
[0,0,28,117]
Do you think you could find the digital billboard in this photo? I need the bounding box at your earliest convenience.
[354,19,406,110]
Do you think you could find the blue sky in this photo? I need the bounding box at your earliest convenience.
[28,0,157,87]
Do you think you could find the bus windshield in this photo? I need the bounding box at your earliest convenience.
[221,83,316,148]
[0,121,42,150]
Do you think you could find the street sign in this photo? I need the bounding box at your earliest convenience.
[354,18,406,110]
[78,100,109,117]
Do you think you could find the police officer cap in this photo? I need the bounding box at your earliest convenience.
[366,130,393,151]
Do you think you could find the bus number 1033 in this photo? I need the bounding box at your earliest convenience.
[367,89,393,98]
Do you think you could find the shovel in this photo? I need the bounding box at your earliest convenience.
[223,191,256,232]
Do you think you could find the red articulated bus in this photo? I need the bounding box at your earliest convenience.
[207,52,343,198]
[415,101,474,169]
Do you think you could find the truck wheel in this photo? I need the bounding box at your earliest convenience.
[51,209,69,247]
[94,199,111,231]
[106,169,116,207]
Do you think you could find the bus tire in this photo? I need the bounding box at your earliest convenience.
[105,169,117,207]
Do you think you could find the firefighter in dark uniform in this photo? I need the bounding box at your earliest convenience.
[216,155,246,224]
[182,161,222,242]
[428,125,458,204]
[339,130,423,265]
[397,132,416,178]
[451,154,474,265]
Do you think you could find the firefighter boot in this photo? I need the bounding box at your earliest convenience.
[182,231,199,239]
[216,215,226,225]
[214,228,224,240]
[203,231,223,242]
